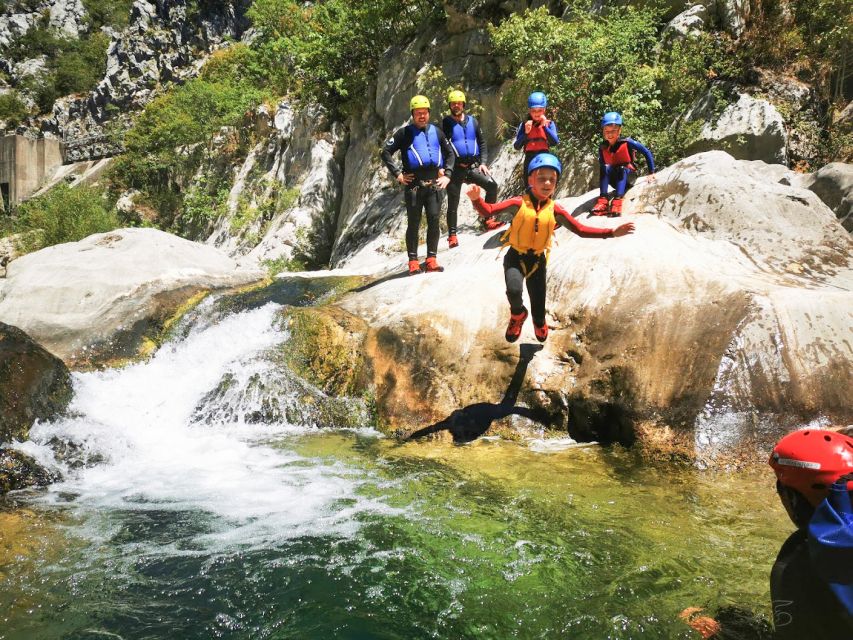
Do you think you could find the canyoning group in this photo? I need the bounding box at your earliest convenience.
[381,90,853,639]
[381,90,649,343]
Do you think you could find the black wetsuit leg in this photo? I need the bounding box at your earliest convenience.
[525,255,547,325]
[522,151,550,189]
[504,249,546,319]
[404,187,423,260]
[424,187,441,257]
[504,249,526,314]
[466,167,498,204]
[445,168,468,235]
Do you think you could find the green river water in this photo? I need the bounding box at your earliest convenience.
[2,433,787,639]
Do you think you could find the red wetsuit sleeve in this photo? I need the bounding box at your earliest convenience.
[472,196,523,219]
[554,202,613,238]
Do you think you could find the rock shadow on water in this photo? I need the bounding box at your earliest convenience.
[408,343,544,443]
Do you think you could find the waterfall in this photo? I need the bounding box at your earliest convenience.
[15,301,389,551]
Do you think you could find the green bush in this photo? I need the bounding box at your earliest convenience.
[247,0,445,114]
[82,0,134,29]
[8,183,120,252]
[0,91,29,127]
[111,75,269,206]
[489,3,739,166]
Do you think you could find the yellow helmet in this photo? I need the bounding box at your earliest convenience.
[447,90,466,104]
[410,95,431,111]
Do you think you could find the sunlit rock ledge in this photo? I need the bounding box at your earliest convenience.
[323,151,852,463]
[0,152,850,466]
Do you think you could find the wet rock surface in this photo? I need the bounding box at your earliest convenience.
[0,321,71,444]
[318,152,852,462]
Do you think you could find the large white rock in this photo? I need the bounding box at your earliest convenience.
[685,91,788,165]
[331,152,852,459]
[0,228,264,364]
[795,162,853,232]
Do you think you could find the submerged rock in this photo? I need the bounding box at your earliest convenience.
[0,228,264,366]
[0,448,59,495]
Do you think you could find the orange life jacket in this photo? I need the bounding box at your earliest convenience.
[501,194,556,257]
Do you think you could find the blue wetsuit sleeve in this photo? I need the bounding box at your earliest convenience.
[380,127,408,178]
[544,121,558,146]
[628,138,655,173]
[513,122,526,150]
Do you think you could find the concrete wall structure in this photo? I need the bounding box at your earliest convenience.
[0,136,64,211]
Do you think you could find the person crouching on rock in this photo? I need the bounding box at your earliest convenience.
[592,111,656,216]
[466,152,634,343]
[381,95,455,275]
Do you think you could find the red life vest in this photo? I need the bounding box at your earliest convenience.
[525,121,549,152]
[600,138,635,168]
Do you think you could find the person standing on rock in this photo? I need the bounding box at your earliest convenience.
[381,95,455,275]
[592,112,655,216]
[513,91,559,186]
[442,89,501,243]
[466,153,634,343]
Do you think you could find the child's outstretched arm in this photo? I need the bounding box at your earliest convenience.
[554,202,635,238]
[466,184,522,220]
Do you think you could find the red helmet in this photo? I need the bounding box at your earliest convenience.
[769,429,853,506]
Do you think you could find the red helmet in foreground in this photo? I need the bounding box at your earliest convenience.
[769,429,853,507]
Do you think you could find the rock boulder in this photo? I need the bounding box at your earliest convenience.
[795,162,853,232]
[325,152,852,462]
[0,321,72,444]
[0,227,265,365]
[685,91,788,165]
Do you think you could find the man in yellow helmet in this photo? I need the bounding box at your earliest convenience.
[441,89,500,247]
[381,95,455,274]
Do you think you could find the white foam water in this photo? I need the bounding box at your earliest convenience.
[19,303,390,551]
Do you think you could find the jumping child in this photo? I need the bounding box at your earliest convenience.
[466,153,634,343]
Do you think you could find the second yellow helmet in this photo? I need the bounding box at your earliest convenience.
[447,89,466,104]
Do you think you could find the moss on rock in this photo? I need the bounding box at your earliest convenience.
[276,306,370,397]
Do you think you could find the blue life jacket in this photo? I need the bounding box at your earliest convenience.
[808,473,853,618]
[448,116,479,160]
[405,124,443,169]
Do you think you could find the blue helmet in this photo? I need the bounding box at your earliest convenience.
[601,111,623,126]
[528,91,548,108]
[527,153,562,177]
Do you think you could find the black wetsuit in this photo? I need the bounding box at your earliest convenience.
[442,114,498,235]
[381,123,455,261]
[770,528,853,639]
